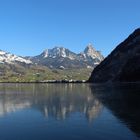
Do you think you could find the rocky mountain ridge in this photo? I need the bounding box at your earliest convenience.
[29,44,104,69]
[0,44,103,69]
[88,28,140,83]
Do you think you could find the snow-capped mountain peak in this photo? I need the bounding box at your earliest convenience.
[31,44,104,69]
[42,47,63,58]
[41,47,76,59]
[48,47,67,58]
[0,50,32,64]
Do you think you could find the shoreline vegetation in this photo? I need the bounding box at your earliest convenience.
[0,80,87,84]
[0,81,140,84]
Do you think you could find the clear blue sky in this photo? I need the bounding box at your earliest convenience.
[0,0,140,57]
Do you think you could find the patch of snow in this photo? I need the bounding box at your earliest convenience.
[59,66,65,69]
[52,56,56,58]
[87,66,93,69]
[94,62,100,65]
[68,56,75,60]
[0,51,6,55]
[0,50,32,64]
[61,48,66,57]
[43,49,49,58]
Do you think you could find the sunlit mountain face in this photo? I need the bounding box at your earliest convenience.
[0,44,103,82]
[28,44,104,69]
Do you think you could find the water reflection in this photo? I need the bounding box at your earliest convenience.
[0,83,140,139]
[0,84,103,122]
[90,83,140,137]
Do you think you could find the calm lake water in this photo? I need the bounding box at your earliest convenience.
[0,83,140,140]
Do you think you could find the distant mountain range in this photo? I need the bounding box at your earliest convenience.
[0,44,103,82]
[1,27,140,83]
[0,44,103,69]
[26,44,104,69]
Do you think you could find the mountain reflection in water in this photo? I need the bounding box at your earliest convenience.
[90,83,140,137]
[0,84,102,122]
[0,83,140,140]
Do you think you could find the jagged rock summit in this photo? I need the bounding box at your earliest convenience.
[88,28,140,83]
[40,47,77,60]
[30,44,104,69]
[83,43,103,61]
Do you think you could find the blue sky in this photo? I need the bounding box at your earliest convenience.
[0,0,140,56]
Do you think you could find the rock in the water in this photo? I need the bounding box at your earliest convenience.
[88,28,140,83]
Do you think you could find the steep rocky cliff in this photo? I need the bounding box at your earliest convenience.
[88,28,140,83]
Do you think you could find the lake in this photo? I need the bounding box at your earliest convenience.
[0,83,140,140]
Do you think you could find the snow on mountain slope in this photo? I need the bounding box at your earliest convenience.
[30,44,104,69]
[0,50,32,64]
[41,47,77,60]
[0,44,103,69]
